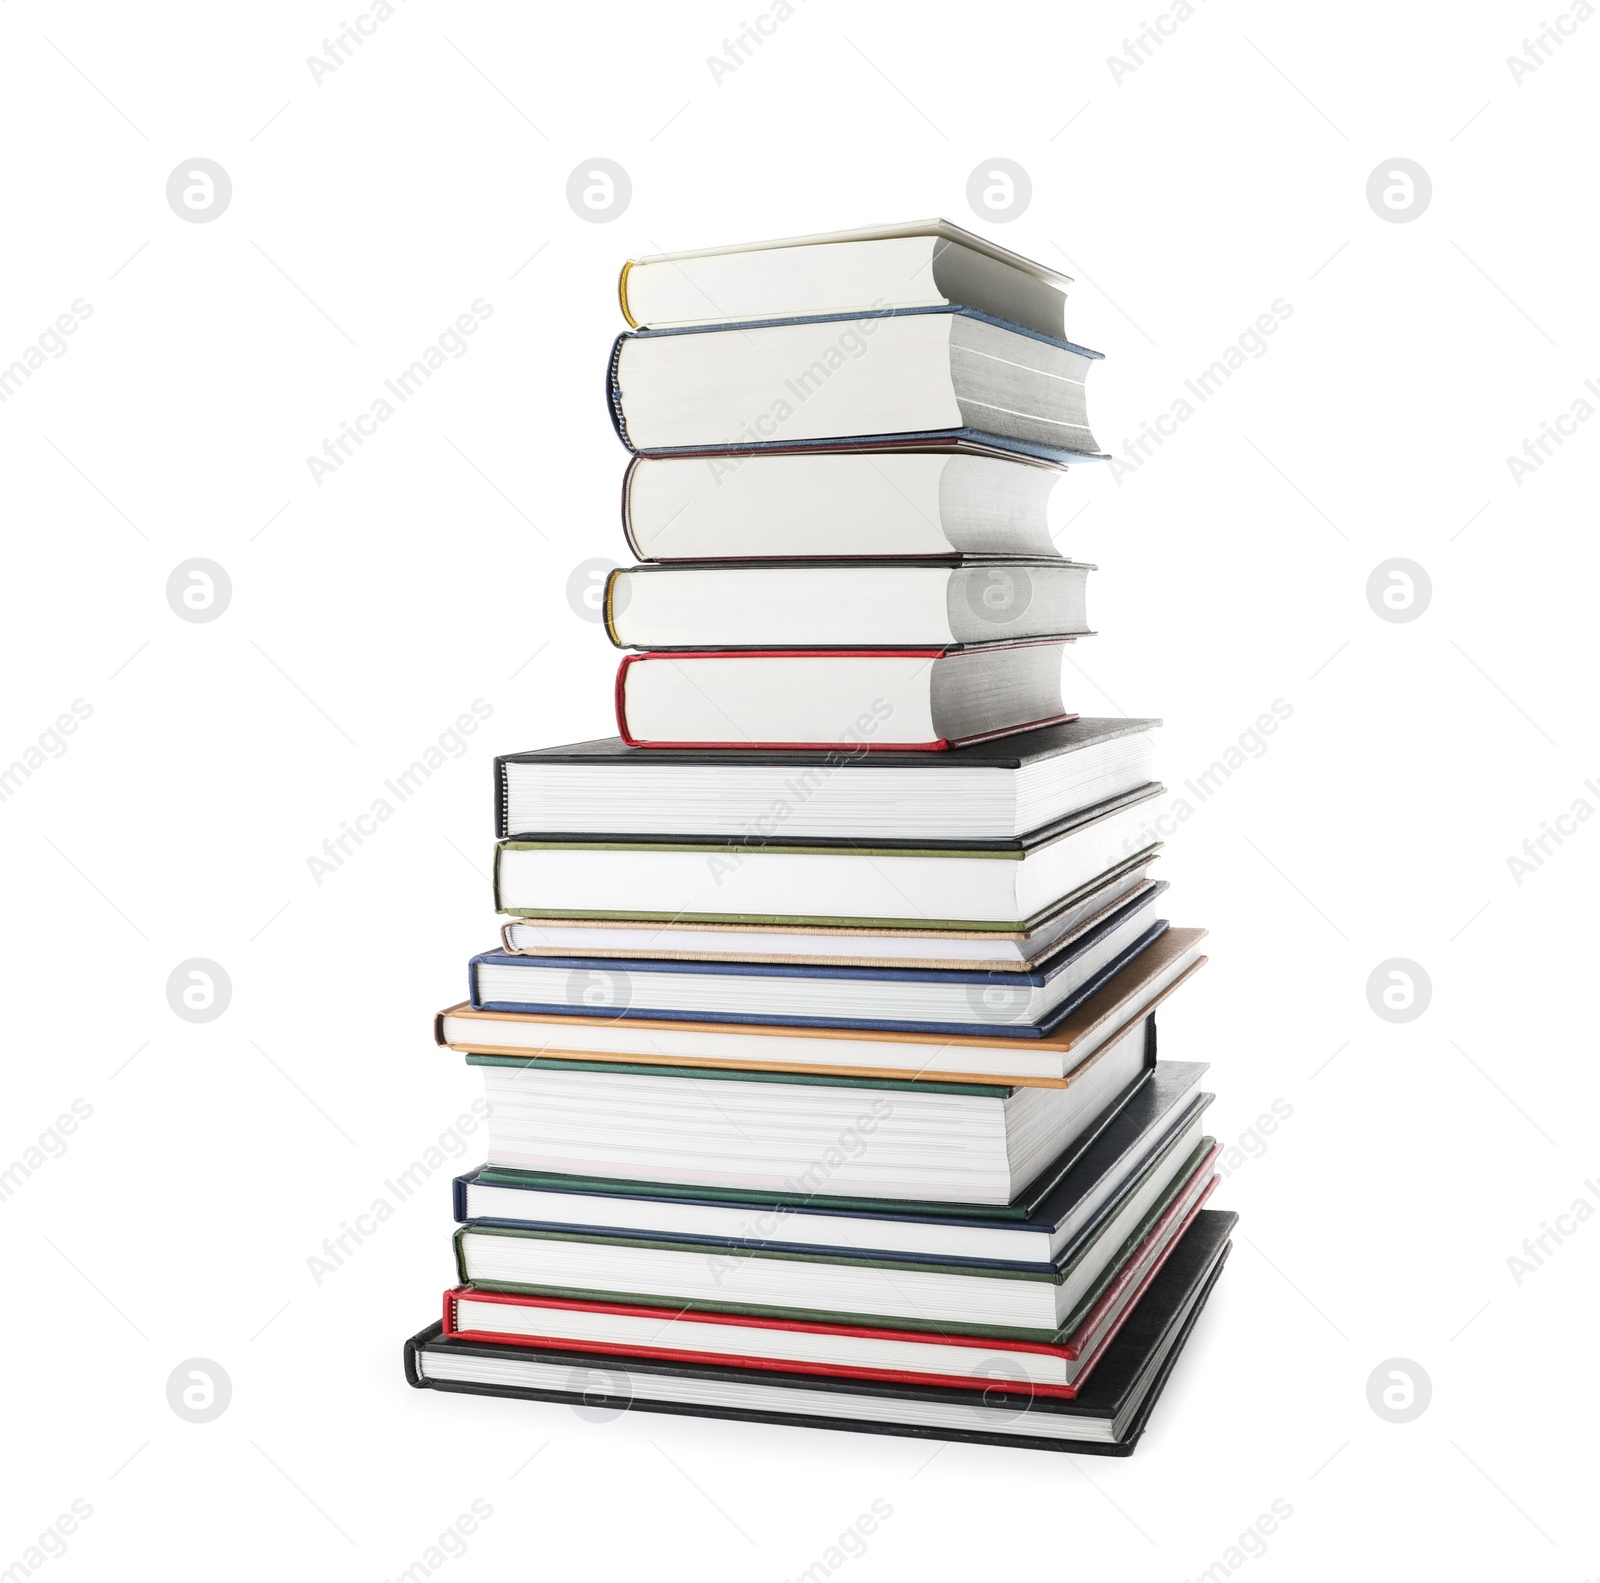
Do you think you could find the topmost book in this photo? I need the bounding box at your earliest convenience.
[619,220,1073,341]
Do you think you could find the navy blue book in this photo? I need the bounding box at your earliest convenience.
[607,304,1108,467]
[467,884,1168,1040]
[455,1061,1212,1264]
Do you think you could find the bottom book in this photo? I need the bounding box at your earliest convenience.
[403,1208,1236,1455]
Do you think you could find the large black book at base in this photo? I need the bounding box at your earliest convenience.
[404,1209,1236,1454]
[455,1061,1212,1264]
[495,717,1160,842]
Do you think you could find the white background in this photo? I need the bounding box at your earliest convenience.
[2,1,1597,1578]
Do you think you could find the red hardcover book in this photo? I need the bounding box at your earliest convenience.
[443,1155,1218,1398]
[614,642,1078,751]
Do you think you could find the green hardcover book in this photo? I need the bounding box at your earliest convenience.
[494,785,1163,930]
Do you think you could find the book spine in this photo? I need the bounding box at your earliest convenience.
[614,655,641,745]
[620,455,645,561]
[402,1331,428,1387]
[603,569,625,649]
[613,649,953,752]
[617,260,638,329]
[605,333,633,450]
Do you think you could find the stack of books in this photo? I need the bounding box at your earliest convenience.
[405,221,1236,1455]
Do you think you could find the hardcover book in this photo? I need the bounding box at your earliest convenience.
[494,716,1161,842]
[608,306,1106,466]
[458,1014,1155,1207]
[492,785,1166,929]
[618,220,1075,338]
[612,642,1077,750]
[603,560,1092,650]
[497,863,1160,971]
[621,444,1074,563]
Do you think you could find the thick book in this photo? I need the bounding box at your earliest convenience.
[467,884,1167,1040]
[404,1209,1236,1453]
[467,1062,1209,1234]
[443,1156,1217,1396]
[614,641,1075,751]
[494,717,1160,843]
[458,1013,1155,1207]
[604,561,1092,650]
[494,784,1164,929]
[608,307,1105,466]
[618,220,1073,339]
[439,924,1208,1084]
[453,1133,1217,1337]
[622,445,1073,563]
[454,1062,1213,1261]
[498,864,1159,971]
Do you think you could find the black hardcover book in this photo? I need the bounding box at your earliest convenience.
[403,1209,1235,1455]
[494,717,1161,843]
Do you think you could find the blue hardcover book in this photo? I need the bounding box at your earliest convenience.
[467,884,1169,1040]
[607,304,1109,466]
[453,1061,1213,1264]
